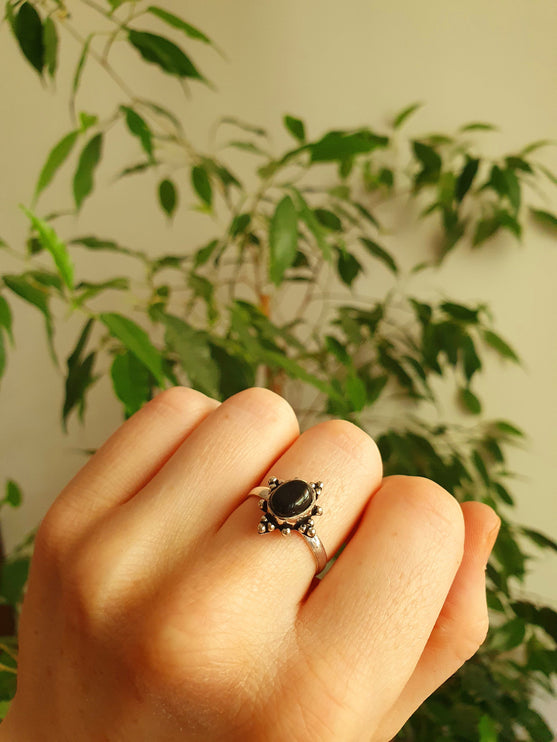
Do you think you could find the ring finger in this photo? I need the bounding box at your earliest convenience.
[208,416,383,610]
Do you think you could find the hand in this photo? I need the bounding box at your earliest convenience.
[0,387,500,742]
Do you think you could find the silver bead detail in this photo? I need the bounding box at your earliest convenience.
[299,523,307,533]
[257,523,267,534]
[281,527,291,536]
[268,476,279,487]
[314,506,323,516]
[307,527,316,538]
[267,523,275,531]
[258,498,266,510]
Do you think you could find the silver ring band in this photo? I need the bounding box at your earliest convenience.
[248,479,328,575]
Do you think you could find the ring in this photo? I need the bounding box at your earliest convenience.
[248,477,328,574]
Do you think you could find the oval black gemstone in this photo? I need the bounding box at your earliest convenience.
[269,479,314,519]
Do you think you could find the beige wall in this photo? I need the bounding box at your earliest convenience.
[1,0,556,720]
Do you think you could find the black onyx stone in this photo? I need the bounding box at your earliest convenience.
[269,479,314,519]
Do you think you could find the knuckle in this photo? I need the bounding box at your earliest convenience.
[150,385,219,418]
[438,611,490,665]
[319,419,382,475]
[60,542,107,634]
[33,501,76,568]
[227,387,299,432]
[132,598,252,710]
[387,475,464,542]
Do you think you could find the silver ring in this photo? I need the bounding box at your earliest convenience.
[248,477,328,574]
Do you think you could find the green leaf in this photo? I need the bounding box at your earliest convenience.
[209,343,255,399]
[4,480,22,508]
[392,102,422,129]
[20,207,74,289]
[140,100,184,134]
[460,387,482,415]
[73,133,103,210]
[521,527,557,552]
[110,350,151,417]
[2,274,51,337]
[441,302,479,323]
[473,216,502,246]
[345,373,367,412]
[325,335,351,365]
[194,239,219,267]
[42,15,58,78]
[100,313,165,387]
[70,236,143,258]
[5,0,16,33]
[121,106,153,160]
[146,6,212,44]
[188,273,217,324]
[360,237,398,274]
[505,156,533,173]
[62,318,97,430]
[351,201,380,229]
[455,157,479,202]
[472,449,490,486]
[314,208,342,231]
[0,296,13,345]
[490,617,526,651]
[33,130,79,204]
[493,481,514,506]
[290,188,330,260]
[229,213,251,238]
[73,277,129,306]
[0,558,30,605]
[218,116,268,138]
[0,330,7,379]
[15,2,44,75]
[482,329,520,362]
[269,195,298,285]
[412,141,442,178]
[495,420,525,437]
[160,313,220,397]
[530,207,557,232]
[520,139,556,155]
[310,129,388,162]
[518,709,554,742]
[461,334,482,381]
[72,34,93,99]
[478,714,498,742]
[191,165,212,207]
[128,30,204,80]
[226,140,269,156]
[503,168,521,213]
[284,114,306,142]
[459,122,498,132]
[336,246,362,287]
[158,178,177,218]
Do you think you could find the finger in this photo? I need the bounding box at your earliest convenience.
[374,501,500,742]
[41,387,220,550]
[207,418,382,615]
[99,387,300,566]
[295,475,465,734]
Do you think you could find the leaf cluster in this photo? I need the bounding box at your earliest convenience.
[1,4,556,739]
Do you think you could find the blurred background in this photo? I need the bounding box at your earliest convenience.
[1,0,556,732]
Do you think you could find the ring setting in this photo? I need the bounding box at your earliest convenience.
[248,477,328,574]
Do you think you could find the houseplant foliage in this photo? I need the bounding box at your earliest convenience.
[1,1,557,739]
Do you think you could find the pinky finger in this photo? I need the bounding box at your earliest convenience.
[374,501,500,742]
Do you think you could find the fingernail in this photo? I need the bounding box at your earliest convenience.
[483,516,501,562]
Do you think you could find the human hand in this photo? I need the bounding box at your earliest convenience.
[0,387,500,742]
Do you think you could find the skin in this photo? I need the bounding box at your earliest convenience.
[0,387,500,742]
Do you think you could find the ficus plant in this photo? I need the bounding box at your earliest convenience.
[1,1,557,739]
